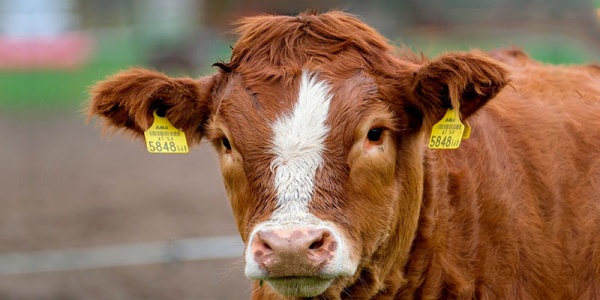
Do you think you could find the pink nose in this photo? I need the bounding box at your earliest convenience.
[250,228,338,277]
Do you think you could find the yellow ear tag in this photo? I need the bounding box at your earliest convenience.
[462,121,472,139]
[428,108,465,149]
[143,110,189,154]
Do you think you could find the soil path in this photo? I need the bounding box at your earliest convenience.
[0,110,249,299]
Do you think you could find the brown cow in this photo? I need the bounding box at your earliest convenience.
[87,11,600,299]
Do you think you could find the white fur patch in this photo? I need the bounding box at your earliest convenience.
[269,71,332,222]
[244,70,357,281]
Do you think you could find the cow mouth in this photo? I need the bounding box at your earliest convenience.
[265,276,335,297]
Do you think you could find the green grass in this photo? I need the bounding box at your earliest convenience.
[1,63,123,110]
[0,31,233,111]
[404,32,600,64]
[0,32,142,111]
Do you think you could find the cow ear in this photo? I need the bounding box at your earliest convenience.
[412,52,508,127]
[87,68,216,144]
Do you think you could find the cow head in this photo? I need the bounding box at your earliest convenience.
[88,11,507,299]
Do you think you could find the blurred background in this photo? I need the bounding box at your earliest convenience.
[1,0,600,299]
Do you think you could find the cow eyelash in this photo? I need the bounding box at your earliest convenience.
[367,128,384,143]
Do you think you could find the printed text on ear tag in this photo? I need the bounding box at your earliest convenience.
[144,110,189,154]
[429,108,465,149]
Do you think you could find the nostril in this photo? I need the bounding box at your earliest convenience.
[309,239,323,250]
[262,242,272,251]
[308,230,333,251]
[252,233,276,266]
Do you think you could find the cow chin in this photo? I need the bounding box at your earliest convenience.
[267,276,334,297]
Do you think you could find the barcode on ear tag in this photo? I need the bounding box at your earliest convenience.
[143,110,189,154]
[429,109,465,149]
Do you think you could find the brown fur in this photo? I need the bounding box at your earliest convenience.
[88,68,217,143]
[87,11,600,300]
[400,53,600,299]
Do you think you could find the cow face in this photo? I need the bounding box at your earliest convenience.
[206,70,411,297]
[88,11,507,299]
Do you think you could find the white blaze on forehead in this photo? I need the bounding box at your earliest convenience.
[269,70,332,223]
[245,72,358,280]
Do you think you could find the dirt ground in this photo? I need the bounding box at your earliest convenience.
[0,109,250,299]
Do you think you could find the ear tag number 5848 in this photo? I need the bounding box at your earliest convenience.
[143,110,189,154]
[429,108,465,149]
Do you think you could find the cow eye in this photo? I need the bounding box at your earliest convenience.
[367,128,384,143]
[221,137,232,151]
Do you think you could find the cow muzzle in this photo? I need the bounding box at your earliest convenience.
[244,224,356,297]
